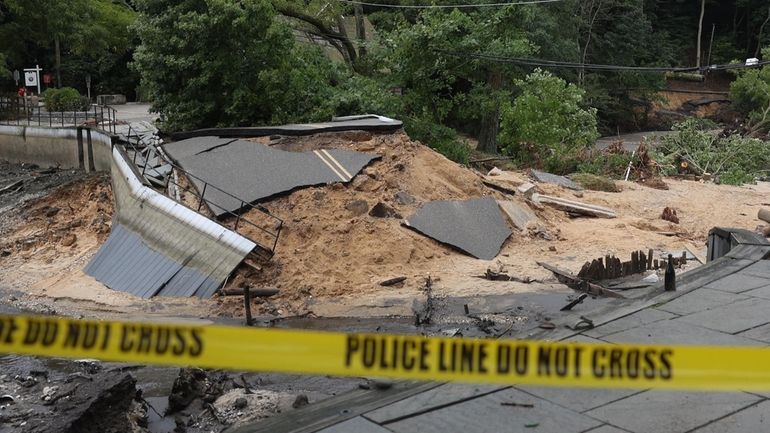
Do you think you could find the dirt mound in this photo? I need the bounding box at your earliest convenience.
[0,173,112,266]
[225,131,504,304]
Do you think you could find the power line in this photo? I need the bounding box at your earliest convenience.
[336,0,564,9]
[433,49,770,73]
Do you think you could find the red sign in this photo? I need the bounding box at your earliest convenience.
[42,74,53,85]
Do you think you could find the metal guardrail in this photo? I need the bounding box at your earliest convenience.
[121,135,283,260]
[0,96,117,134]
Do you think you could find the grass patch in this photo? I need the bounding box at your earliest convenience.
[569,173,621,192]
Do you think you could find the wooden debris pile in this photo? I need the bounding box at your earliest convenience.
[578,249,688,281]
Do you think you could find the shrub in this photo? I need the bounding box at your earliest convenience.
[405,115,470,164]
[729,49,770,134]
[576,150,634,177]
[654,118,770,185]
[43,87,89,112]
[499,69,599,174]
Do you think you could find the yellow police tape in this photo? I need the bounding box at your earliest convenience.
[0,314,768,391]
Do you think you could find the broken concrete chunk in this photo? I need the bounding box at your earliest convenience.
[759,208,770,224]
[61,233,77,247]
[405,197,512,260]
[497,200,538,231]
[369,202,402,218]
[517,182,537,199]
[394,191,416,205]
[532,193,616,218]
[529,169,583,191]
[345,199,369,216]
[661,206,679,224]
[487,167,503,176]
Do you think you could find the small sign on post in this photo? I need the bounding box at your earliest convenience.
[13,70,19,86]
[23,64,42,95]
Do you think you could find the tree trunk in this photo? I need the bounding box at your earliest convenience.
[355,3,367,58]
[754,5,770,58]
[578,0,602,87]
[696,0,705,69]
[54,36,62,88]
[478,69,502,154]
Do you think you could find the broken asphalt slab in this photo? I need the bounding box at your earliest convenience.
[529,169,583,191]
[171,115,403,141]
[404,197,512,260]
[164,138,379,217]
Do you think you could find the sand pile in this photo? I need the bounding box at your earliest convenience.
[228,131,514,300]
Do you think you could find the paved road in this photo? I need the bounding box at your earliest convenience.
[111,102,155,123]
[596,130,676,152]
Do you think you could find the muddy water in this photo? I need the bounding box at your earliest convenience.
[275,287,615,338]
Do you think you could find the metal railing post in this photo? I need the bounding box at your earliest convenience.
[234,201,245,230]
[197,183,208,211]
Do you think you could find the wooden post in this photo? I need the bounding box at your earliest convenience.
[681,251,688,267]
[647,249,654,270]
[244,286,253,326]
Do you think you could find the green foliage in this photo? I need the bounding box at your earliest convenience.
[499,69,598,174]
[654,118,770,185]
[0,0,137,94]
[43,87,88,111]
[576,150,634,177]
[382,6,534,152]
[0,53,9,80]
[730,63,770,132]
[569,173,621,192]
[132,0,337,130]
[323,74,402,119]
[404,115,470,164]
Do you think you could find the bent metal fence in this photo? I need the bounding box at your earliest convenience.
[120,137,283,261]
[0,95,117,134]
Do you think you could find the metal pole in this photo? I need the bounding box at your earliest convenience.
[234,201,245,230]
[197,183,208,211]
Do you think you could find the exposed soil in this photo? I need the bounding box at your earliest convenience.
[1,131,769,323]
[0,131,768,432]
[210,131,770,318]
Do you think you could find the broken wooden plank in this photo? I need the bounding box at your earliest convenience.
[531,193,616,218]
[537,262,625,299]
[482,179,518,196]
[221,287,279,297]
[496,200,537,231]
[479,269,531,283]
[685,244,706,264]
[380,276,407,287]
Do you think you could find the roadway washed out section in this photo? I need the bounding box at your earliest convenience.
[163,138,379,217]
[84,145,257,299]
[405,197,512,260]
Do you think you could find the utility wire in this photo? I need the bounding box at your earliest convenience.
[336,0,564,9]
[434,49,770,73]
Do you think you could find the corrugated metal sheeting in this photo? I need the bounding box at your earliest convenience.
[84,224,222,298]
[84,146,255,298]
